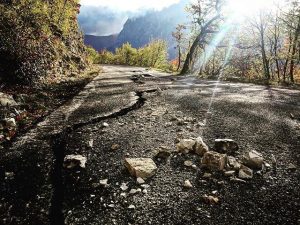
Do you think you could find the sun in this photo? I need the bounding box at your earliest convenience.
[226,0,276,21]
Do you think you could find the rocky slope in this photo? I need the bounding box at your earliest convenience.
[0,0,90,84]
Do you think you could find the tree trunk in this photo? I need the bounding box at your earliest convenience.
[289,16,300,83]
[176,47,181,71]
[180,14,220,75]
[260,22,270,80]
[283,32,293,82]
[180,34,201,75]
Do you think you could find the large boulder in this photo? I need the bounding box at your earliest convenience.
[194,137,209,156]
[214,139,239,154]
[242,150,264,169]
[176,139,196,154]
[124,158,157,179]
[201,151,227,171]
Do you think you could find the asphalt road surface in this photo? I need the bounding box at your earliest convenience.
[1,65,299,225]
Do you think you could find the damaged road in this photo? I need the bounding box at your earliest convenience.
[0,65,300,225]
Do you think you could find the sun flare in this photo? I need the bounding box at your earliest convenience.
[226,0,278,20]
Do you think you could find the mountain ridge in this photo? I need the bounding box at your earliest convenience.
[84,0,189,59]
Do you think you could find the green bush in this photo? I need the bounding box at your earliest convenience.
[98,40,170,70]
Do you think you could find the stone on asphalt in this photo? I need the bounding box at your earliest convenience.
[242,150,264,169]
[63,155,87,169]
[214,139,239,154]
[100,179,109,187]
[184,180,193,188]
[194,137,209,156]
[238,165,253,179]
[0,92,18,107]
[201,151,227,171]
[227,156,241,170]
[176,139,196,154]
[120,183,128,191]
[224,170,236,177]
[184,160,193,167]
[124,158,157,179]
[137,177,145,184]
[287,163,297,171]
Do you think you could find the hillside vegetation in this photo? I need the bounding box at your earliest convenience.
[96,40,174,71]
[0,0,91,85]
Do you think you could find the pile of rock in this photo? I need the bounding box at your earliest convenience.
[0,92,29,144]
[123,136,267,183]
[176,136,266,182]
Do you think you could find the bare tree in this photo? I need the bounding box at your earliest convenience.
[172,24,186,71]
[252,12,271,80]
[180,0,223,75]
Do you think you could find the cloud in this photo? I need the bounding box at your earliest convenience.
[78,6,128,36]
[80,0,180,12]
[78,0,180,36]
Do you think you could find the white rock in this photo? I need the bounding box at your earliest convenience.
[141,184,150,189]
[238,165,253,179]
[128,205,135,209]
[287,163,297,171]
[129,189,138,195]
[242,150,264,169]
[194,137,209,156]
[120,193,126,197]
[108,204,115,208]
[5,172,14,179]
[224,170,236,177]
[4,118,16,128]
[137,177,145,184]
[191,165,197,170]
[184,160,193,167]
[264,162,271,169]
[63,155,87,169]
[0,93,17,106]
[184,180,193,188]
[142,189,148,194]
[230,177,247,183]
[88,139,94,148]
[103,122,109,127]
[176,139,196,154]
[124,158,157,179]
[100,179,109,187]
[120,183,128,191]
[203,173,212,178]
[201,151,227,171]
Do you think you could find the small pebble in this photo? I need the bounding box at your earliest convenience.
[128,205,135,209]
[184,180,193,188]
[137,177,145,184]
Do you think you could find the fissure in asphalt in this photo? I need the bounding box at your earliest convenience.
[48,90,158,224]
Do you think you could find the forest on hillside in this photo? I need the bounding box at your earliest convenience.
[98,0,300,84]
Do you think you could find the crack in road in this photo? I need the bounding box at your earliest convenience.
[48,89,157,224]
